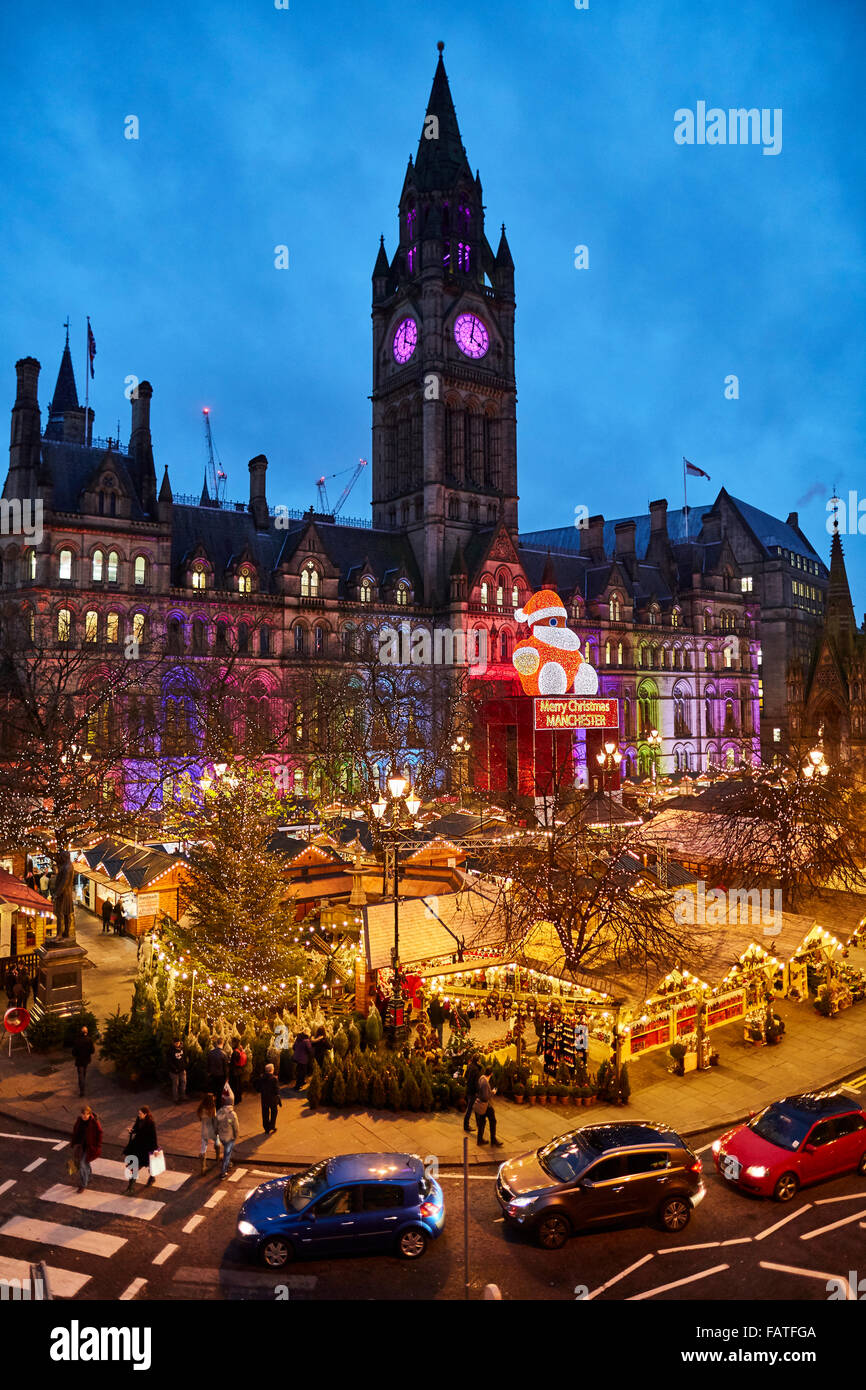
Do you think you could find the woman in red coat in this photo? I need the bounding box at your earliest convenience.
[70,1104,103,1193]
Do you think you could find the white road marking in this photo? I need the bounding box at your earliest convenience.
[0,1254,90,1297]
[183,1215,204,1234]
[693,1143,715,1154]
[0,1215,125,1257]
[205,1189,227,1208]
[800,1207,866,1241]
[813,1192,866,1205]
[754,1205,812,1240]
[721,1237,752,1246]
[657,1241,720,1254]
[22,1157,46,1173]
[627,1263,729,1300]
[229,1168,248,1182]
[39,1183,163,1222]
[90,1158,189,1191]
[760,1261,854,1298]
[119,1277,147,1300]
[52,1142,67,1152]
[173,1266,317,1289]
[0,1180,16,1197]
[0,1132,63,1145]
[152,1243,179,1266]
[587,1252,654,1299]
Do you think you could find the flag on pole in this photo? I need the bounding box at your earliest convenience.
[87,319,96,378]
[684,457,710,480]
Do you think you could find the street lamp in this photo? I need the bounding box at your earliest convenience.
[803,746,829,779]
[596,740,623,834]
[372,771,420,1044]
[450,734,470,805]
[646,728,662,790]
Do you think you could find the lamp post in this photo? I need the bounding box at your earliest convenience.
[372,772,421,1044]
[450,734,470,805]
[803,745,829,780]
[647,727,662,792]
[596,738,623,835]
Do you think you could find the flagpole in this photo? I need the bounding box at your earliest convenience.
[84,317,91,445]
[683,455,689,543]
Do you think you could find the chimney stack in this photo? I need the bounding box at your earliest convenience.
[614,519,636,558]
[649,499,668,535]
[6,358,42,498]
[130,381,157,515]
[579,514,606,562]
[248,453,269,530]
[786,511,799,530]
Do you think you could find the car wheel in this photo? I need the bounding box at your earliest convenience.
[536,1212,571,1250]
[659,1195,691,1233]
[261,1237,293,1268]
[773,1171,799,1203]
[397,1227,427,1259]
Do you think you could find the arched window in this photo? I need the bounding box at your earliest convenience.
[57,608,71,642]
[511,584,520,609]
[260,626,271,656]
[107,551,118,584]
[480,581,489,610]
[359,577,373,604]
[294,625,306,655]
[500,630,511,662]
[604,640,611,665]
[609,593,622,622]
[215,621,228,652]
[192,563,206,591]
[496,582,504,609]
[238,570,252,595]
[167,618,183,654]
[617,641,623,665]
[191,618,207,654]
[26,550,37,581]
[648,604,659,626]
[92,550,104,582]
[132,613,146,645]
[134,556,146,586]
[342,625,357,657]
[106,613,119,644]
[84,610,98,643]
[396,582,409,607]
[300,562,319,598]
[238,622,250,654]
[59,549,73,581]
[671,608,680,628]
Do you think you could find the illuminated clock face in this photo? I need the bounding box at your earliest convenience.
[454,312,489,359]
[392,318,418,364]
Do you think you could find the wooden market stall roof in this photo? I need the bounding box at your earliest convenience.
[72,839,187,892]
[0,868,55,915]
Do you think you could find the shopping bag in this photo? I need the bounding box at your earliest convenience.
[148,1148,166,1177]
[66,1155,79,1177]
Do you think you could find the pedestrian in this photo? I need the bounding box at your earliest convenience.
[259,1062,281,1135]
[112,902,126,936]
[474,1066,503,1148]
[206,1038,229,1109]
[166,1036,187,1103]
[292,1029,313,1090]
[70,1104,102,1193]
[101,897,113,934]
[12,972,25,1009]
[463,1052,481,1134]
[123,1106,158,1192]
[71,1025,95,1097]
[39,870,50,897]
[197,1093,221,1175]
[216,1089,239,1179]
[24,859,36,892]
[229,1037,247,1106]
[428,994,445,1045]
[311,1025,328,1069]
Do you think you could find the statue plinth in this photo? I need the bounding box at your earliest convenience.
[37,938,86,1016]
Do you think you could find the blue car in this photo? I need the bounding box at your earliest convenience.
[236,1152,445,1267]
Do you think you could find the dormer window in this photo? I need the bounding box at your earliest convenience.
[396,582,409,607]
[359,577,373,604]
[238,570,252,595]
[671,607,680,628]
[300,562,319,598]
[92,550,104,583]
[610,592,622,622]
[648,605,659,626]
[192,563,207,591]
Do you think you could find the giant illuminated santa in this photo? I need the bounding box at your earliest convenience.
[512,589,599,696]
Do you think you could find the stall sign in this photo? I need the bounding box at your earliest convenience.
[534,697,619,731]
[137,893,159,917]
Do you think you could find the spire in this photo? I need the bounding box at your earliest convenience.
[372,235,390,279]
[496,223,514,269]
[826,527,856,644]
[200,473,212,507]
[44,330,80,440]
[413,42,473,193]
[158,465,173,504]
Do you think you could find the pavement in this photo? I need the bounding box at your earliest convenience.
[2,909,864,1167]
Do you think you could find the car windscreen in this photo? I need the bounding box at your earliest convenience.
[285,1161,329,1212]
[748,1104,812,1152]
[537,1134,595,1182]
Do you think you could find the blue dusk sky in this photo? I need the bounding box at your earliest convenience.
[1,1,864,601]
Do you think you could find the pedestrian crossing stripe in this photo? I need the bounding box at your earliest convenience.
[0,1216,126,1258]
[0,1254,90,1298]
[90,1158,189,1191]
[40,1182,164,1222]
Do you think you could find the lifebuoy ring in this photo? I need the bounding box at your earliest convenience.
[4,1007,30,1034]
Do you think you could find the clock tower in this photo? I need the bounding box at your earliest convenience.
[371,43,518,605]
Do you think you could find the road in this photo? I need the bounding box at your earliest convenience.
[0,1119,864,1302]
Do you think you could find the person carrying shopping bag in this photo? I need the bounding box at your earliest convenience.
[197,1093,221,1174]
[122,1105,160,1193]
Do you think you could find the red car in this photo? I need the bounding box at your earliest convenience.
[713,1091,866,1202]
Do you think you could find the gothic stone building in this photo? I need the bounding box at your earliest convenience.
[0,49,830,797]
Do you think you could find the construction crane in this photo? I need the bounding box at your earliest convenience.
[315,458,368,516]
[202,407,228,504]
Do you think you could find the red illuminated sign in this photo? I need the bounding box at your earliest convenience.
[534,697,619,731]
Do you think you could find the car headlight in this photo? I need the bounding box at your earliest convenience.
[507,1196,537,1212]
[711,1139,722,1155]
[745,1165,769,1179]
[237,1220,258,1237]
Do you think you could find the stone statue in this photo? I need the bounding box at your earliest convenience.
[52,851,76,940]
